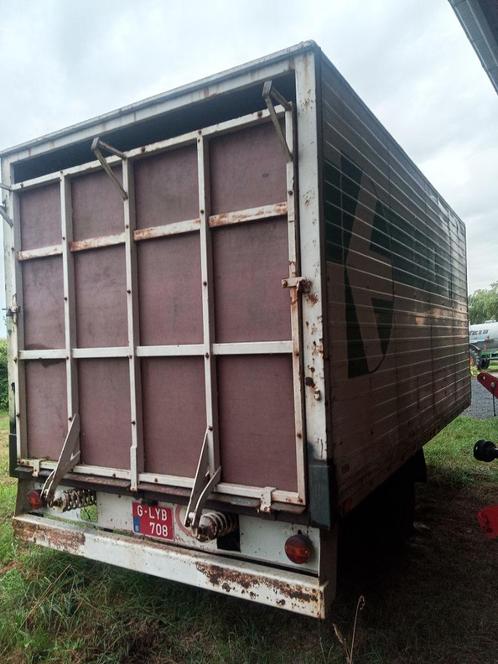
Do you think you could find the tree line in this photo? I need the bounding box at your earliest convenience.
[469,282,498,325]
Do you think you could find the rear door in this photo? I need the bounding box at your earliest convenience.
[12,106,305,509]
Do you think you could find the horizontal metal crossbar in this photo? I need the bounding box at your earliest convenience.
[15,203,287,263]
[70,233,126,253]
[18,341,293,361]
[17,244,63,261]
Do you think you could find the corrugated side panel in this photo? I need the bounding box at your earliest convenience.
[320,57,470,512]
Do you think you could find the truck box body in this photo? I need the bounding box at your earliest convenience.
[1,42,469,618]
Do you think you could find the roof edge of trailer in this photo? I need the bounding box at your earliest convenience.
[0,40,319,160]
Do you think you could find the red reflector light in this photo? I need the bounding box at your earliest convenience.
[284,534,313,564]
[26,489,43,510]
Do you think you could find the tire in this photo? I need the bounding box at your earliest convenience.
[480,357,490,370]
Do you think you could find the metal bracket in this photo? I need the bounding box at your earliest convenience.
[0,203,13,228]
[259,487,276,513]
[91,137,128,200]
[41,414,80,504]
[4,295,20,325]
[31,458,44,478]
[184,427,221,532]
[282,276,311,294]
[262,80,293,162]
[0,185,13,227]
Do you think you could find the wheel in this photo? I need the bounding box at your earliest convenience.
[480,357,491,370]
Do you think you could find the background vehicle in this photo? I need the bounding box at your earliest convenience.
[469,342,490,370]
[469,320,498,365]
[0,42,469,619]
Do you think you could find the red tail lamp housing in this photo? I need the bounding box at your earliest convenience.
[26,489,43,510]
[284,534,313,564]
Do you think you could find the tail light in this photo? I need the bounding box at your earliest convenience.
[26,489,43,510]
[284,533,313,564]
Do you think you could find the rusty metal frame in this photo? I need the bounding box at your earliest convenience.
[13,512,327,618]
[9,103,308,509]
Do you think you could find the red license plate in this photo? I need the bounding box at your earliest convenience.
[132,501,174,541]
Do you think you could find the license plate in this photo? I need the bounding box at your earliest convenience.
[132,501,174,541]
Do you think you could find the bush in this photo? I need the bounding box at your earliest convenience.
[0,339,8,411]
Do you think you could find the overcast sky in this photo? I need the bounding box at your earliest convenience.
[0,0,496,331]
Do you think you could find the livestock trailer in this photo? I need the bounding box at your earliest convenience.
[0,42,469,618]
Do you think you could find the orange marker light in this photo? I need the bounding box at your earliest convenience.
[284,534,313,564]
[26,489,43,510]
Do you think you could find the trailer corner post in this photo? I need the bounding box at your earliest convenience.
[295,54,328,459]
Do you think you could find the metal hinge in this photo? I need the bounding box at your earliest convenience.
[259,486,276,513]
[281,276,312,293]
[184,427,221,534]
[91,137,128,200]
[0,182,13,227]
[262,80,293,162]
[41,414,80,504]
[4,295,20,324]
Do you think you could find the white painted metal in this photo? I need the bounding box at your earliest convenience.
[137,471,300,506]
[72,347,129,359]
[95,492,319,572]
[60,176,79,430]
[14,513,326,618]
[212,341,292,355]
[197,135,220,477]
[41,414,80,503]
[6,54,317,511]
[123,159,143,491]
[17,244,62,261]
[295,51,329,463]
[18,349,66,361]
[10,185,27,458]
[22,459,131,480]
[70,232,125,253]
[133,218,200,241]
[284,108,306,503]
[136,344,205,357]
[208,202,287,228]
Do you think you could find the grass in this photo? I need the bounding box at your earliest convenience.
[0,413,497,663]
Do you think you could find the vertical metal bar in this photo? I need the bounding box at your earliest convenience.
[285,109,306,503]
[295,52,328,465]
[123,159,143,490]
[60,176,79,429]
[197,135,220,474]
[9,182,27,458]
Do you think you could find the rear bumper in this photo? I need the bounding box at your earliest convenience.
[13,514,328,619]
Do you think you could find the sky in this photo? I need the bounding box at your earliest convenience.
[0,0,496,332]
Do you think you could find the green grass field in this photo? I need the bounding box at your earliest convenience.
[0,414,497,663]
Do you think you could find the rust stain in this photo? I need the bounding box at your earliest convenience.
[70,233,125,253]
[13,519,85,553]
[134,220,200,242]
[209,202,287,228]
[306,292,319,305]
[195,562,320,606]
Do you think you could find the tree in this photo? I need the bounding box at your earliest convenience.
[468,282,498,324]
